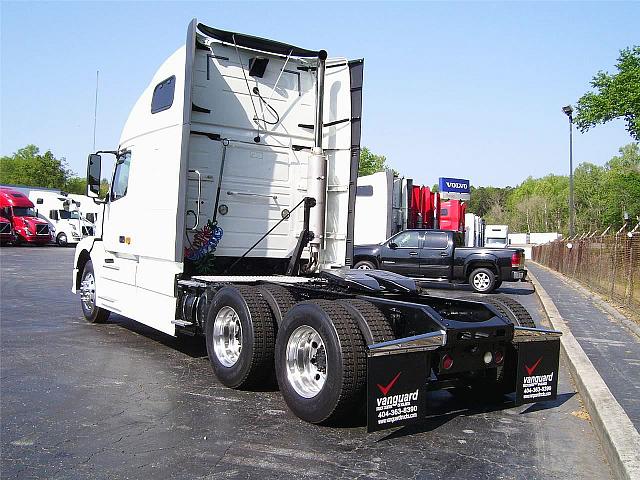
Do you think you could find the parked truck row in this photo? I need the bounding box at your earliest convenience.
[72,19,561,431]
[0,186,97,246]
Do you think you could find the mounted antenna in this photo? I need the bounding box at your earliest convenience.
[93,70,99,151]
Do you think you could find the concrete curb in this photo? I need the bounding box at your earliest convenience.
[531,261,640,340]
[528,268,640,480]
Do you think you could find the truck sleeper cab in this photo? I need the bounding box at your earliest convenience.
[73,19,560,432]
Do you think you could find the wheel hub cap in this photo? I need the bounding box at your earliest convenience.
[80,272,95,311]
[474,272,490,290]
[213,306,242,367]
[357,264,371,270]
[286,325,327,398]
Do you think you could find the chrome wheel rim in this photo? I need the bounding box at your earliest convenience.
[80,272,95,312]
[473,272,491,291]
[286,325,327,398]
[356,263,372,270]
[213,306,242,367]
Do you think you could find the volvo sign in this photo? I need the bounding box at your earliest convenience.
[439,177,471,200]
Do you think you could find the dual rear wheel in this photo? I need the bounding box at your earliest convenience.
[204,286,394,424]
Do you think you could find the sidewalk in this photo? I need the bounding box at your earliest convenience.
[527,262,640,431]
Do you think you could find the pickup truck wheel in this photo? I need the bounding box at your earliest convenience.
[275,300,366,424]
[56,232,68,246]
[354,260,376,270]
[469,268,496,293]
[337,299,395,345]
[205,285,276,389]
[80,260,110,323]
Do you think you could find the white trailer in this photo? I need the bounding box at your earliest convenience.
[484,224,509,248]
[354,170,408,245]
[464,213,485,247]
[71,19,561,431]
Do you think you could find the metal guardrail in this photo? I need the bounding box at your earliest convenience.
[531,232,640,309]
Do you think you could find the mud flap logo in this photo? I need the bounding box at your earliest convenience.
[367,352,428,432]
[516,339,560,404]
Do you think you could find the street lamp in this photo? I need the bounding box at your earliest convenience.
[562,105,575,237]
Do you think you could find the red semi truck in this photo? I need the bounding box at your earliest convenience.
[0,187,52,245]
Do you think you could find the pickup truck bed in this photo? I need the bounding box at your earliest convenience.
[353,229,526,293]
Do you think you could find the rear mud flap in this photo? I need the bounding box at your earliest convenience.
[366,352,429,432]
[514,338,560,405]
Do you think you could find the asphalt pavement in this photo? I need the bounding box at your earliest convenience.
[1,247,612,479]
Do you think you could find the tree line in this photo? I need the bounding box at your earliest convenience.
[0,145,110,197]
[468,143,640,234]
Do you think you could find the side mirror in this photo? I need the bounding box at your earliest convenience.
[389,242,398,250]
[87,154,102,198]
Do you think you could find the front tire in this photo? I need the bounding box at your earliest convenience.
[80,260,110,323]
[56,232,68,246]
[205,285,276,389]
[469,268,496,293]
[275,300,366,424]
[354,259,376,270]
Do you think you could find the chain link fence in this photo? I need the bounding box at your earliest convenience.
[531,232,640,310]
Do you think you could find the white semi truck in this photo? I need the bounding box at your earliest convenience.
[73,19,561,431]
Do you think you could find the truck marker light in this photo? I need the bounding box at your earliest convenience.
[483,351,493,364]
[494,351,504,365]
[442,354,453,370]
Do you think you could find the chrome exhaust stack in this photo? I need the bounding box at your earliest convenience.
[306,50,328,272]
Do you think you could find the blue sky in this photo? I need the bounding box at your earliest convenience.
[1,1,638,188]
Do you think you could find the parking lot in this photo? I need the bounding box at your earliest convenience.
[1,247,612,479]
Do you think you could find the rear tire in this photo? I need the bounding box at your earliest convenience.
[80,260,110,323]
[205,285,276,389]
[354,260,376,270]
[337,299,395,345]
[486,296,536,328]
[257,284,298,326]
[275,300,367,424]
[469,268,496,293]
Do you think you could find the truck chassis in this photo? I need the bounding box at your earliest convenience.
[169,268,561,432]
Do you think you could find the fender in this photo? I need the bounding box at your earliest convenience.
[463,253,499,277]
[71,236,100,293]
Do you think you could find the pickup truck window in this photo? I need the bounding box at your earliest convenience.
[423,232,448,249]
[390,231,420,248]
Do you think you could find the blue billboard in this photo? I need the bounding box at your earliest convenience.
[439,177,470,194]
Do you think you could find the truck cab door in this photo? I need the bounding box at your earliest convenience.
[379,230,423,276]
[101,150,138,298]
[420,231,452,279]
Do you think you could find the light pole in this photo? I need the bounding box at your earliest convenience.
[562,105,574,237]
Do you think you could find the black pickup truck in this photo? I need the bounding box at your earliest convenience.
[353,229,526,293]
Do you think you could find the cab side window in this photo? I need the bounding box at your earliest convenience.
[111,152,132,201]
[391,231,421,248]
[424,232,449,249]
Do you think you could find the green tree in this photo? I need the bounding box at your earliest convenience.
[64,177,87,195]
[600,143,640,227]
[574,46,640,140]
[0,145,73,188]
[358,147,388,176]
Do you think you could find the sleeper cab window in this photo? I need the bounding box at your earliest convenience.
[151,76,176,114]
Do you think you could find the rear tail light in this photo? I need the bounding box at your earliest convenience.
[494,350,504,365]
[442,354,454,370]
[511,252,521,268]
